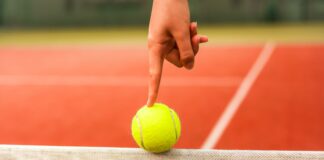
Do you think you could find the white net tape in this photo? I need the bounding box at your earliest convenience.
[0,145,323,160]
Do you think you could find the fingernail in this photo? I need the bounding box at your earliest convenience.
[193,21,197,27]
[185,61,194,69]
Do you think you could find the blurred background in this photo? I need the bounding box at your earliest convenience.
[1,0,324,27]
[0,0,324,45]
[0,0,323,150]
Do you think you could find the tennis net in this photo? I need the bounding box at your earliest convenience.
[0,145,323,160]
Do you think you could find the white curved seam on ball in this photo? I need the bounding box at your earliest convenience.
[169,109,178,140]
[135,114,146,150]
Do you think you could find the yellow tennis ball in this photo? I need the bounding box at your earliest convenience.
[131,103,181,153]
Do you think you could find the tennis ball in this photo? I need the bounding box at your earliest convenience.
[131,103,181,153]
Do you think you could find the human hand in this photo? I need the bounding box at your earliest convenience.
[147,0,208,107]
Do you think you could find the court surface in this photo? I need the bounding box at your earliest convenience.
[0,24,323,151]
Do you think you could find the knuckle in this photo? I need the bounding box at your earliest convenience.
[181,52,194,63]
[174,62,183,68]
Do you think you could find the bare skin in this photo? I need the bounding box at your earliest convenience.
[147,0,208,107]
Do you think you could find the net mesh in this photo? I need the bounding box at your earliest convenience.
[0,145,323,160]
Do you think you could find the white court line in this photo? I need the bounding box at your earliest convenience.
[0,75,241,87]
[201,42,276,149]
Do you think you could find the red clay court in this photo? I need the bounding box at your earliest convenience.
[0,33,323,150]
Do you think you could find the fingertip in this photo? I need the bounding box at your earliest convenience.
[174,61,184,68]
[146,101,152,107]
[185,60,194,70]
[190,22,198,36]
[200,35,208,43]
[190,21,197,27]
[182,55,195,70]
[146,95,155,107]
[193,21,197,28]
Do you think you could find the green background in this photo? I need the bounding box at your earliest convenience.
[1,0,324,27]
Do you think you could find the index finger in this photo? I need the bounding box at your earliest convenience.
[146,46,164,107]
